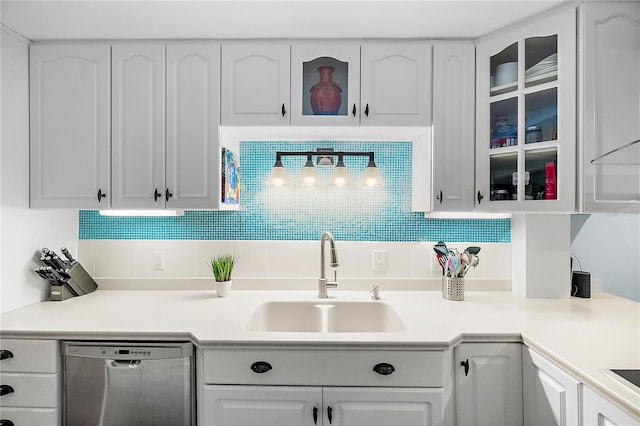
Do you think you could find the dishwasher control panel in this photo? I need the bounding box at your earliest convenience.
[64,342,193,360]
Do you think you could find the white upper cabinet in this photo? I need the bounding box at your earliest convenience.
[291,43,361,126]
[111,43,166,209]
[360,43,431,126]
[221,43,290,126]
[431,42,476,211]
[166,42,221,209]
[30,43,111,209]
[580,1,640,213]
[475,7,576,212]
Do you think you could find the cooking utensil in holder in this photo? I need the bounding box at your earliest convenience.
[442,276,464,301]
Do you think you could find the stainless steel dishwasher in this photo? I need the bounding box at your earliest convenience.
[63,341,194,426]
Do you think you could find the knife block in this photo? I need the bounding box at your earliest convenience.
[48,262,98,301]
[65,262,99,296]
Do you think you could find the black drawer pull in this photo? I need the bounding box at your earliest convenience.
[250,361,272,374]
[461,358,470,376]
[313,406,318,424]
[0,420,16,426]
[373,362,395,375]
[0,385,15,396]
[0,350,13,361]
[281,103,287,117]
[327,406,333,424]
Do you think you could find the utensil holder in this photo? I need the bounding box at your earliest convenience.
[442,276,464,301]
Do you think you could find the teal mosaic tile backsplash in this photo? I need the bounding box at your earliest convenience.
[79,141,510,242]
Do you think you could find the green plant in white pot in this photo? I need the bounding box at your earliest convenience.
[209,255,236,297]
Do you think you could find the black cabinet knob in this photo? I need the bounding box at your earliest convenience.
[0,385,15,396]
[327,406,333,424]
[97,188,107,202]
[281,103,286,117]
[477,191,484,204]
[373,362,395,375]
[352,104,357,117]
[250,361,272,374]
[0,350,13,361]
[0,419,16,426]
[436,190,443,203]
[461,358,470,376]
[313,407,318,425]
[165,188,173,202]
[364,103,369,117]
[154,188,161,202]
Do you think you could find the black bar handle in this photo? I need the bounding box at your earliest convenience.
[364,103,369,117]
[165,188,173,202]
[461,358,470,376]
[327,406,333,424]
[154,188,161,202]
[0,350,13,361]
[436,190,443,203]
[477,191,484,204]
[250,361,272,374]
[0,385,15,396]
[281,103,286,117]
[352,104,356,117]
[373,362,395,375]
[313,407,318,425]
[0,420,16,426]
[97,188,107,202]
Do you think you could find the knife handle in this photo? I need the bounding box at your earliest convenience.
[61,247,76,264]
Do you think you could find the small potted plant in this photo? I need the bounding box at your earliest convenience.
[208,254,236,297]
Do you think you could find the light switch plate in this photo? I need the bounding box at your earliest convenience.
[372,250,386,271]
[152,251,165,270]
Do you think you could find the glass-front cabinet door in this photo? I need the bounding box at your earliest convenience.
[475,7,576,212]
[291,43,360,126]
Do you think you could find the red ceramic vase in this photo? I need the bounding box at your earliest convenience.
[310,66,342,115]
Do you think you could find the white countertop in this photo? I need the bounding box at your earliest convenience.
[1,289,639,420]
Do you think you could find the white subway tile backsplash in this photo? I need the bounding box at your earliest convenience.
[128,240,197,278]
[80,239,511,285]
[93,240,129,278]
[233,241,268,278]
[266,241,304,278]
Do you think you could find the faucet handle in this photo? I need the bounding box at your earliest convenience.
[326,270,338,288]
[370,284,380,300]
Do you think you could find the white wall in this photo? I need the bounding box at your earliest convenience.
[0,28,78,313]
[571,214,640,302]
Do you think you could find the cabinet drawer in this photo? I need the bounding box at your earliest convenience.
[0,373,60,408]
[203,349,443,387]
[0,340,59,373]
[0,407,59,426]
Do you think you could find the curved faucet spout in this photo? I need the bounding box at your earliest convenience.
[319,231,339,298]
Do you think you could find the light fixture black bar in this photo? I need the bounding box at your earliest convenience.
[275,151,375,160]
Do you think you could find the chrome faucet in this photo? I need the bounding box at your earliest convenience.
[318,231,339,298]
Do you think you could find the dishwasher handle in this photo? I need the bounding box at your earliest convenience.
[109,360,142,368]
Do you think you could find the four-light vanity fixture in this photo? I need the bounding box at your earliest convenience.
[267,148,384,188]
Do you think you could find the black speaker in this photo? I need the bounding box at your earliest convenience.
[571,271,591,298]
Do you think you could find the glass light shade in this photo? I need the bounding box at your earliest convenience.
[299,164,319,186]
[267,164,290,187]
[359,165,384,188]
[330,158,351,187]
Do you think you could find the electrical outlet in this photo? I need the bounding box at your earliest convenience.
[431,252,440,272]
[152,251,165,271]
[372,250,386,271]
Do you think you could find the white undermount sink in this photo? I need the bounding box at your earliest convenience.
[246,300,405,333]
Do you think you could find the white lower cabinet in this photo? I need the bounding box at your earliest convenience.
[200,348,447,426]
[204,385,442,426]
[0,339,61,426]
[454,343,523,426]
[522,346,581,426]
[582,386,639,426]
